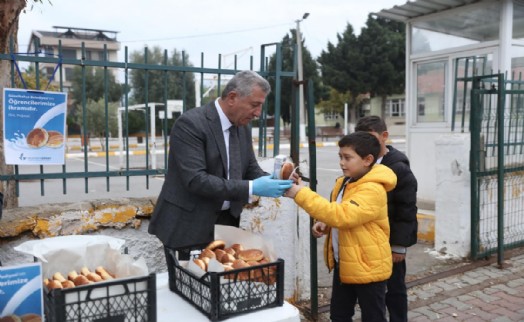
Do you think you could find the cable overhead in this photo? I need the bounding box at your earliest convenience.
[120,22,293,44]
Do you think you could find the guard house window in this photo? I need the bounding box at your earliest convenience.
[416,61,446,122]
[387,99,405,117]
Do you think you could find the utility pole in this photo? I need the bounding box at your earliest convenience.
[295,12,309,143]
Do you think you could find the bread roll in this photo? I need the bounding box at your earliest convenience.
[26,128,48,148]
[46,130,64,148]
[47,279,63,290]
[238,249,264,262]
[61,280,75,289]
[86,272,103,282]
[0,315,22,322]
[205,239,226,250]
[231,243,243,254]
[220,253,235,264]
[95,266,114,280]
[232,259,249,269]
[193,258,206,271]
[80,267,91,276]
[73,275,91,286]
[20,313,42,322]
[224,247,236,257]
[214,248,226,261]
[232,259,250,281]
[52,272,66,282]
[280,162,295,179]
[199,248,216,259]
[67,270,78,281]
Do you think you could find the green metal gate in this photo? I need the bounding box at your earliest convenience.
[468,72,524,262]
[0,39,296,197]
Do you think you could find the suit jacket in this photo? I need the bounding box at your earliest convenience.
[148,102,266,249]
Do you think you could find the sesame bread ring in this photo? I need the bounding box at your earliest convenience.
[205,239,226,251]
[238,249,265,262]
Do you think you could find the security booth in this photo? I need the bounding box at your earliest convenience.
[376,0,524,259]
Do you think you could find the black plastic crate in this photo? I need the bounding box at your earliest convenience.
[167,248,284,321]
[44,273,156,322]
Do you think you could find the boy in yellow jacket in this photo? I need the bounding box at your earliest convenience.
[285,131,397,322]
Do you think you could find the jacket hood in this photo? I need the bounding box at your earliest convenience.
[346,163,397,193]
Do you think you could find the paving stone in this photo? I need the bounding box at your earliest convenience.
[412,307,442,320]
[441,297,473,311]
[470,290,501,303]
[428,302,450,311]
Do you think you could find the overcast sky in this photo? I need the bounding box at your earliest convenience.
[18,0,407,69]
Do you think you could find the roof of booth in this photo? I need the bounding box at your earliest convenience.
[375,0,480,22]
[375,0,524,41]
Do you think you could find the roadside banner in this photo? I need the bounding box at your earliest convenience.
[3,88,67,165]
[0,262,43,320]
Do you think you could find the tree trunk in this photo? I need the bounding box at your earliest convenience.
[0,0,27,208]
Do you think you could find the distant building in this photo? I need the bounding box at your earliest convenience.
[27,26,120,91]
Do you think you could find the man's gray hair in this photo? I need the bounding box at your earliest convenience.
[221,70,271,99]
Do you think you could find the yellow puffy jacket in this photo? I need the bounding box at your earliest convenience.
[294,164,396,284]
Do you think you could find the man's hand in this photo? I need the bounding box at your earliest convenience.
[312,221,327,238]
[253,175,292,198]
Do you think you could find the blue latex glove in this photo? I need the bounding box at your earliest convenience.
[253,175,293,198]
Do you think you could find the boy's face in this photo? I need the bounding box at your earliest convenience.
[338,146,374,179]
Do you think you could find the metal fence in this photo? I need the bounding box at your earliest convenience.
[453,58,524,262]
[0,39,295,197]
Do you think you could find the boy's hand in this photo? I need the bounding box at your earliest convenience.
[283,184,301,198]
[312,222,327,238]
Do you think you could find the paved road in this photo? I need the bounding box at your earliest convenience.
[306,249,524,321]
[17,142,346,207]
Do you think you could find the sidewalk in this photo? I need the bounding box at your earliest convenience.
[299,245,524,321]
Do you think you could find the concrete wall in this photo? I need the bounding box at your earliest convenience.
[434,133,471,257]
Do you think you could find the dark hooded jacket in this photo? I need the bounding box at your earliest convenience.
[381,145,418,248]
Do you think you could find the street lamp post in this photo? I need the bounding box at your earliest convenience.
[295,12,309,143]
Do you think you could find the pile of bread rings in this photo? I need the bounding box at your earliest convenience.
[43,266,115,290]
[193,240,276,284]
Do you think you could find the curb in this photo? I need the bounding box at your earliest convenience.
[417,210,435,242]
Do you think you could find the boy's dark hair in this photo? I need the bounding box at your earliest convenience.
[355,115,387,134]
[338,131,380,166]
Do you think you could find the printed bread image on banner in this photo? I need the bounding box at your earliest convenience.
[3,88,67,165]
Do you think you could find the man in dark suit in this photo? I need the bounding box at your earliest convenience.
[148,71,292,285]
